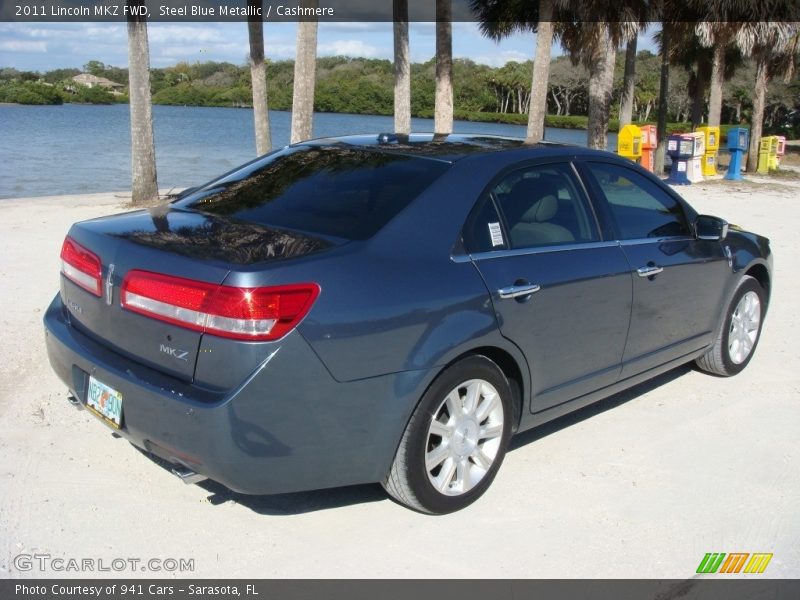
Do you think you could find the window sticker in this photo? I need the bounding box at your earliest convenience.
[488,222,504,247]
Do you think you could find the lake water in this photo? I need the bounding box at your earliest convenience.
[0,103,617,199]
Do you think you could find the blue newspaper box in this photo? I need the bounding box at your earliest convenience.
[666,134,694,185]
[725,128,749,180]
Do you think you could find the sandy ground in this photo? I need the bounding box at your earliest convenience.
[0,175,798,579]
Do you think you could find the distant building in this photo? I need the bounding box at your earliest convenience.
[72,73,125,91]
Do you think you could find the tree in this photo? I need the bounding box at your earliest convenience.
[393,0,411,135]
[126,0,158,206]
[434,0,453,134]
[735,23,799,171]
[248,0,271,155]
[692,3,761,128]
[618,36,638,127]
[290,2,318,144]
[558,3,641,150]
[653,22,672,176]
[471,0,555,143]
[528,1,554,142]
[84,60,106,76]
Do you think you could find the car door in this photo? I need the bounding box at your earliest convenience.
[463,161,632,413]
[579,160,730,378]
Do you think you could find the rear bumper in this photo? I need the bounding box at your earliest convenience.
[44,295,429,495]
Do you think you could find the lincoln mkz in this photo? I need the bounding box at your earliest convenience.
[45,134,772,513]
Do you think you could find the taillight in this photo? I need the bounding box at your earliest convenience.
[60,237,102,296]
[120,270,320,341]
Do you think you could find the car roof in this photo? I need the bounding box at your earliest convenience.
[295,133,604,163]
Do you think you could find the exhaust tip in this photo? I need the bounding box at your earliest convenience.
[171,464,207,485]
[66,393,82,408]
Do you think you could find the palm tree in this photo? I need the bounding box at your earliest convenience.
[290,2,318,144]
[695,22,743,127]
[393,0,411,135]
[470,0,555,144]
[653,21,673,176]
[618,36,638,128]
[692,2,760,127]
[560,17,640,150]
[735,22,799,172]
[665,22,712,128]
[126,0,158,206]
[248,0,271,155]
[435,0,453,135]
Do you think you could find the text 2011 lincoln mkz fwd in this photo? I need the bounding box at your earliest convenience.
[45,134,772,513]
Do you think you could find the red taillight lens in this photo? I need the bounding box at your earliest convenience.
[60,237,102,296]
[120,269,320,341]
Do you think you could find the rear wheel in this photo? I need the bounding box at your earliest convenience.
[382,355,513,514]
[696,275,765,376]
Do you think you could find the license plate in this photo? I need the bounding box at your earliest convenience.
[86,376,123,429]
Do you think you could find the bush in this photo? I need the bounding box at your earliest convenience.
[0,81,63,104]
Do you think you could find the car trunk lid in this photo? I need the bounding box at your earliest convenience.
[60,206,334,382]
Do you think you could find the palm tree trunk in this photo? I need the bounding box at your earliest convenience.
[127,0,158,206]
[434,0,453,135]
[707,43,725,127]
[654,23,671,176]
[526,0,554,143]
[690,57,709,129]
[619,36,637,128]
[746,57,768,172]
[586,24,616,150]
[290,5,318,144]
[393,0,411,135]
[248,1,271,155]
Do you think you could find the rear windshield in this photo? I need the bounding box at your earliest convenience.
[176,145,450,241]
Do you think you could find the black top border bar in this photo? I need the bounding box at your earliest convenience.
[3,0,800,23]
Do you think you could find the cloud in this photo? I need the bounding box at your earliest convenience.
[148,25,227,44]
[471,50,530,67]
[0,40,47,53]
[318,39,384,59]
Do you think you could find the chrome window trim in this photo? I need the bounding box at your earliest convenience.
[618,236,695,247]
[451,235,696,263]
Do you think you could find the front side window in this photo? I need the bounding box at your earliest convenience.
[586,162,690,239]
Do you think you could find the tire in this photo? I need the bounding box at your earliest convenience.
[696,275,766,376]
[382,355,513,514]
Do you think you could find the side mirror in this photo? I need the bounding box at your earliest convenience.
[695,215,729,241]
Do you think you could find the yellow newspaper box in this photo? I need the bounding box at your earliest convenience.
[757,136,779,174]
[697,126,720,152]
[617,125,643,162]
[697,126,720,176]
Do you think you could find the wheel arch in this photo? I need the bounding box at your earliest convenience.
[744,262,771,302]
[441,345,528,434]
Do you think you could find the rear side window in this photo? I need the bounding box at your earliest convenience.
[585,162,690,239]
[492,163,599,249]
[176,146,449,240]
[462,196,507,254]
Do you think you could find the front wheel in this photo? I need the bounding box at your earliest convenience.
[382,356,513,514]
[696,275,766,376]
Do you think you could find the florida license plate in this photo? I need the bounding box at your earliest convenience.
[86,376,123,429]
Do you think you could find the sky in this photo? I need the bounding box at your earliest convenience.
[0,21,659,72]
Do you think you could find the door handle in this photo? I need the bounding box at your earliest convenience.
[498,283,541,299]
[636,265,664,278]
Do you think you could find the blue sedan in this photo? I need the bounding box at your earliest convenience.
[45,134,772,513]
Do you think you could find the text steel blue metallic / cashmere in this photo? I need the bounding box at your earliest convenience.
[45,134,773,513]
